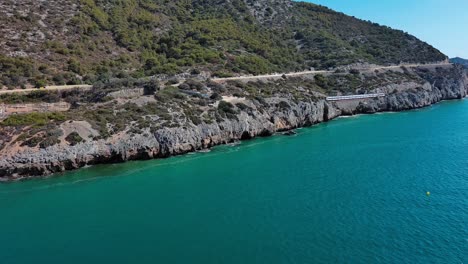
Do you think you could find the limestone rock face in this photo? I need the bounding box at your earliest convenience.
[1,65,467,180]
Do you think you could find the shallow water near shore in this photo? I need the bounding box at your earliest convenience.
[1,100,467,263]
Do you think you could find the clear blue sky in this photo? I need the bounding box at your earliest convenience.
[304,0,468,58]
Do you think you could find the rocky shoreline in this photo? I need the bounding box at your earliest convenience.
[1,65,467,181]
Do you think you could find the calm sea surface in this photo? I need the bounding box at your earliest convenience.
[1,100,467,263]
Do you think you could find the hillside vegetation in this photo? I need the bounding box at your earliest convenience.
[450,57,468,69]
[0,0,446,88]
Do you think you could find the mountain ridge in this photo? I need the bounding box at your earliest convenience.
[450,57,468,68]
[0,0,447,89]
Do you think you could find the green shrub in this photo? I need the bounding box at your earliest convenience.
[21,136,42,147]
[34,79,47,88]
[1,112,67,127]
[143,79,160,95]
[236,102,251,111]
[40,137,61,149]
[65,132,84,146]
[349,69,360,75]
[218,101,238,118]
[154,87,185,102]
[314,74,328,88]
[0,90,60,104]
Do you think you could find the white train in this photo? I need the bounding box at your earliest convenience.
[326,93,386,101]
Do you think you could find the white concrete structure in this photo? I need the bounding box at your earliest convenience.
[326,93,385,101]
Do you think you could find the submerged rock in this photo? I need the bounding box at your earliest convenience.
[283,131,297,136]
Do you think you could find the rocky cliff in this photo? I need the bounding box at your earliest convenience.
[1,64,467,180]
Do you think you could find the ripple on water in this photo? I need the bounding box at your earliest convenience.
[0,100,467,264]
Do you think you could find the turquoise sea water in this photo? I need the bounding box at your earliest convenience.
[1,100,467,264]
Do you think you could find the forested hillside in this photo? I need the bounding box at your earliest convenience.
[0,0,446,88]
